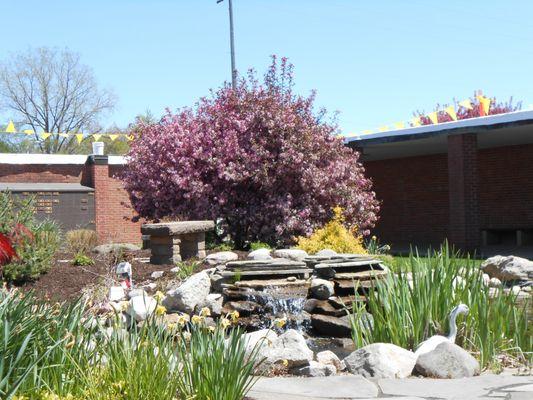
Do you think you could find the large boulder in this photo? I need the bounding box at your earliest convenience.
[248,248,273,260]
[196,293,223,316]
[311,314,352,337]
[127,295,157,321]
[93,243,140,254]
[310,278,335,300]
[162,271,211,313]
[261,329,313,368]
[205,251,239,266]
[316,350,345,372]
[481,256,533,282]
[273,249,308,261]
[415,342,480,378]
[343,343,417,378]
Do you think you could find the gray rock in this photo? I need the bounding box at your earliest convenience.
[292,361,335,377]
[311,314,352,337]
[196,293,223,316]
[481,255,533,282]
[316,350,345,372]
[150,270,164,279]
[162,271,211,313]
[93,243,141,254]
[316,249,338,257]
[415,341,480,378]
[242,328,278,356]
[343,343,417,378]
[248,248,273,260]
[205,251,239,266]
[273,249,309,261]
[108,286,126,302]
[128,288,147,299]
[127,295,157,321]
[489,277,502,288]
[141,220,215,236]
[223,300,260,316]
[262,329,314,369]
[310,278,334,300]
[142,282,157,292]
[170,266,180,273]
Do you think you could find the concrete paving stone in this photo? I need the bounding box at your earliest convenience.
[508,393,533,400]
[503,383,533,392]
[378,374,533,400]
[248,376,379,399]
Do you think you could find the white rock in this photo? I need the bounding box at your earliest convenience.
[163,271,211,313]
[512,285,522,295]
[128,288,147,299]
[292,361,334,377]
[489,277,502,288]
[126,295,157,321]
[481,255,533,282]
[142,282,157,292]
[262,329,313,368]
[196,293,223,316]
[170,266,180,273]
[205,251,239,266]
[316,249,338,257]
[316,350,345,371]
[482,273,491,286]
[108,286,126,302]
[241,328,278,359]
[310,278,335,300]
[248,248,273,260]
[150,270,164,279]
[343,343,417,379]
[273,249,308,261]
[415,342,480,378]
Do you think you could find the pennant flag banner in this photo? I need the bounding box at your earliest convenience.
[23,129,34,135]
[92,134,102,142]
[40,133,52,140]
[352,94,497,137]
[76,134,84,144]
[108,134,119,141]
[5,121,16,133]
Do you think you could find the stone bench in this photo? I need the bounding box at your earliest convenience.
[141,221,215,264]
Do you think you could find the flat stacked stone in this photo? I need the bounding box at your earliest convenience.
[222,259,312,280]
[141,220,214,264]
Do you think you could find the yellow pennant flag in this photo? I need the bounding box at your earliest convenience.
[410,117,421,127]
[92,134,102,141]
[393,122,405,130]
[108,134,119,141]
[478,96,491,115]
[458,99,473,110]
[445,105,457,121]
[23,129,35,135]
[40,132,52,140]
[127,134,134,141]
[361,130,373,135]
[5,120,16,133]
[378,126,389,132]
[428,112,439,125]
[76,133,84,144]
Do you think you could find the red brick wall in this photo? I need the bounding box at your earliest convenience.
[364,153,449,247]
[0,164,85,183]
[363,143,533,249]
[0,160,140,244]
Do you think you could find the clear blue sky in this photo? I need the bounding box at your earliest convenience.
[2,0,532,135]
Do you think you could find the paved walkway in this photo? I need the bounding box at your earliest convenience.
[248,373,533,400]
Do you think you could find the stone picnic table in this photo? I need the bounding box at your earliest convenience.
[141,220,214,264]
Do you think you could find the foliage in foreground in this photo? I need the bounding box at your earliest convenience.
[0,192,61,281]
[1,289,258,400]
[297,206,367,254]
[123,56,379,248]
[350,244,532,370]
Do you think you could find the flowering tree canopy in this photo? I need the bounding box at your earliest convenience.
[123,57,379,247]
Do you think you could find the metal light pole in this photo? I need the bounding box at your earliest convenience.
[217,0,237,90]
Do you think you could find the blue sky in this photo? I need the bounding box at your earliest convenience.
[2,0,532,135]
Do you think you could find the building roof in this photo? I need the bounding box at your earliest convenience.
[0,182,94,192]
[346,110,533,161]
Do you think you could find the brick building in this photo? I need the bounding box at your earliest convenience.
[347,110,533,254]
[0,153,140,244]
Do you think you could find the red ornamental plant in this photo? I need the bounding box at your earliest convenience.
[123,56,380,247]
[0,233,17,266]
[416,94,521,125]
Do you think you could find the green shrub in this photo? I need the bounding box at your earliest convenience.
[349,243,531,370]
[65,229,98,255]
[249,241,271,251]
[175,259,201,280]
[72,253,95,266]
[0,192,61,282]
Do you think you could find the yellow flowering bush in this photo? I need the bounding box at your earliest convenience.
[296,206,367,254]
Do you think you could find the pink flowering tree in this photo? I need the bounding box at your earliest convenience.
[123,57,379,248]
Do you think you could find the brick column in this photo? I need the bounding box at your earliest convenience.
[86,155,110,243]
[447,133,480,251]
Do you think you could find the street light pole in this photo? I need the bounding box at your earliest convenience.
[217,0,237,90]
